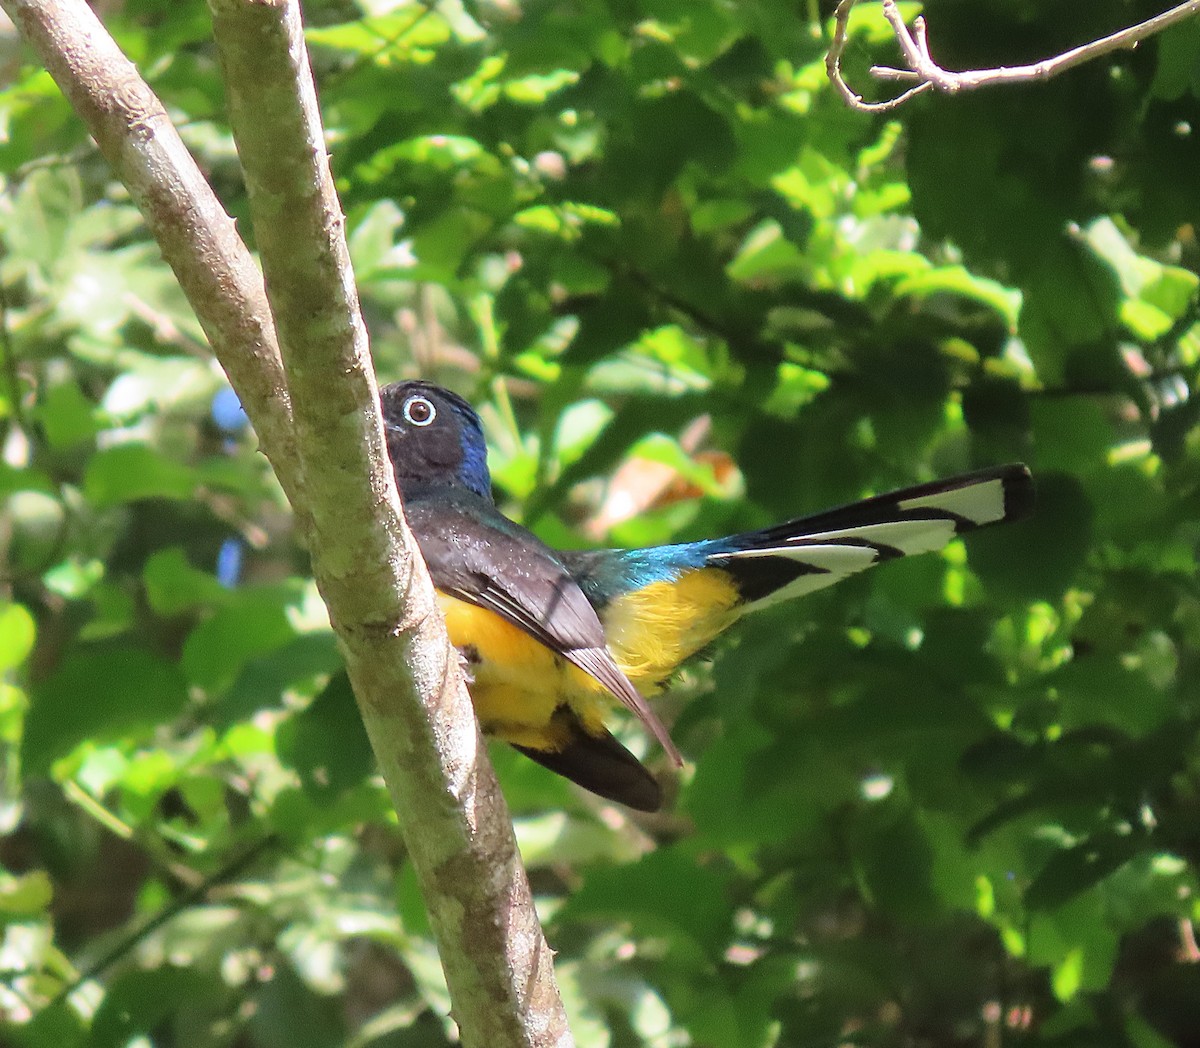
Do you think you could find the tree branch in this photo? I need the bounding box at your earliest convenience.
[5,0,572,1044]
[0,0,305,511]
[827,0,1200,112]
[205,3,571,1047]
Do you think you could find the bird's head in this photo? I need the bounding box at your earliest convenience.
[379,380,492,500]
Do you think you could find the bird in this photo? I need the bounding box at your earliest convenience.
[381,379,1034,811]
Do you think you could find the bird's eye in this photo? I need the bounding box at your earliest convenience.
[403,395,436,427]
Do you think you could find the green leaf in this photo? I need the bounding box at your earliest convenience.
[276,670,373,801]
[91,967,223,1048]
[892,265,1021,326]
[9,1000,86,1048]
[0,870,53,917]
[504,69,580,104]
[1151,16,1200,100]
[142,548,231,615]
[246,962,345,1048]
[215,632,341,726]
[852,801,942,922]
[1028,399,1113,473]
[1020,238,1122,384]
[1025,831,1143,911]
[553,962,616,1048]
[23,647,188,773]
[685,987,779,1048]
[966,472,1092,601]
[0,463,55,497]
[727,220,808,283]
[559,845,732,957]
[42,556,104,599]
[181,588,301,695]
[84,444,198,506]
[1027,894,1118,1002]
[0,602,35,670]
[36,381,99,450]
[1141,264,1199,320]
[2,167,81,274]
[1126,1013,1184,1048]
[306,12,452,55]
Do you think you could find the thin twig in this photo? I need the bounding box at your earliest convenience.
[50,835,279,1009]
[827,0,1200,111]
[826,0,931,112]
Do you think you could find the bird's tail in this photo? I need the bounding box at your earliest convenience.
[706,463,1034,612]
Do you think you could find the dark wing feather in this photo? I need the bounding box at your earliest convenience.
[515,708,662,811]
[404,488,681,764]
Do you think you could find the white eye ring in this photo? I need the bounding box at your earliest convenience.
[403,395,436,427]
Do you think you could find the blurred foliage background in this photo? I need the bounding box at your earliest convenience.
[2,0,1200,1045]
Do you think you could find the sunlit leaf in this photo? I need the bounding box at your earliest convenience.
[0,603,35,671]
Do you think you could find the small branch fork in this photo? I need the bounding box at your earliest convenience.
[828,0,1200,112]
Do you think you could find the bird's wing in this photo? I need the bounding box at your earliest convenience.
[404,491,681,764]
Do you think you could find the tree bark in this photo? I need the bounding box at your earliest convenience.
[3,1,573,1044]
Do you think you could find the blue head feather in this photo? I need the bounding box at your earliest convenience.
[381,380,493,501]
[448,397,492,500]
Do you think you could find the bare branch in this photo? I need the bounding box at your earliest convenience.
[826,0,931,113]
[0,0,305,512]
[828,0,1200,112]
[206,2,572,1047]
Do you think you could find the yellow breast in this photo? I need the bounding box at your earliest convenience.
[437,593,611,751]
[436,567,740,754]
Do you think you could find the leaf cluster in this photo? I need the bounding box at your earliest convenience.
[1,1,1200,1045]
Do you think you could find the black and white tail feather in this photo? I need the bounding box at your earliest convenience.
[708,464,1034,610]
[521,464,1032,812]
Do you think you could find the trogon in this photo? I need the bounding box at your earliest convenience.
[381,380,1034,811]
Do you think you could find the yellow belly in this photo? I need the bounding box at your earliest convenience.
[437,567,741,753]
[438,592,611,750]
